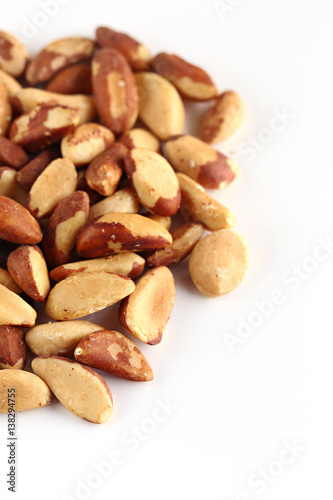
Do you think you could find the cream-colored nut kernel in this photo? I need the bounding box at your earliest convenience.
[0,268,22,294]
[119,266,175,345]
[0,283,36,327]
[144,214,172,231]
[45,271,135,321]
[0,80,12,136]
[88,187,140,221]
[200,90,244,144]
[0,326,26,369]
[118,128,160,152]
[0,69,23,96]
[176,173,236,231]
[61,123,115,167]
[0,31,29,77]
[0,369,52,413]
[26,158,77,219]
[25,320,105,357]
[134,72,185,140]
[13,88,96,125]
[124,148,181,216]
[50,253,145,282]
[0,167,27,205]
[32,356,113,423]
[7,245,50,302]
[165,134,238,189]
[189,229,248,297]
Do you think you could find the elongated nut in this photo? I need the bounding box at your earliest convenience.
[25,320,105,357]
[50,253,145,282]
[31,356,112,423]
[61,123,115,167]
[88,186,140,221]
[9,104,80,153]
[76,168,102,205]
[200,90,244,143]
[45,271,135,321]
[13,88,96,125]
[0,68,23,96]
[152,52,217,101]
[165,134,238,189]
[176,173,236,231]
[7,245,50,302]
[26,36,95,85]
[0,369,52,413]
[0,167,27,205]
[96,27,151,71]
[0,283,37,327]
[46,64,92,94]
[0,80,12,136]
[124,148,181,216]
[92,48,138,134]
[147,222,203,268]
[0,195,42,244]
[85,142,127,196]
[118,128,160,152]
[75,330,153,381]
[42,191,90,269]
[0,326,26,369]
[0,268,22,294]
[77,213,172,258]
[0,137,29,169]
[189,229,248,297]
[144,214,172,231]
[26,158,77,219]
[134,72,185,140]
[119,266,175,345]
[16,146,60,191]
[0,31,29,77]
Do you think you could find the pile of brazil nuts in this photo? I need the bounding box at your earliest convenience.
[0,27,248,423]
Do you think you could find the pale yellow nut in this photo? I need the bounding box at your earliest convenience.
[88,187,140,221]
[0,369,52,413]
[0,283,36,327]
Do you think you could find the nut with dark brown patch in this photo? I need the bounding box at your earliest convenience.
[9,104,80,153]
[42,191,90,269]
[26,36,95,86]
[88,186,140,221]
[152,52,217,101]
[0,195,42,244]
[0,167,27,205]
[119,266,175,345]
[85,142,127,196]
[165,134,238,189]
[61,122,115,167]
[0,137,29,170]
[76,212,172,258]
[124,148,181,216]
[16,146,60,191]
[50,253,145,282]
[0,326,26,369]
[0,369,52,413]
[0,283,37,327]
[118,128,160,152]
[96,26,151,71]
[92,48,138,135]
[0,30,29,77]
[0,80,12,137]
[45,64,92,95]
[74,330,154,381]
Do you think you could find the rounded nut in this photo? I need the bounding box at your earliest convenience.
[16,146,60,191]
[88,186,140,221]
[189,229,248,297]
[0,137,29,170]
[0,283,37,327]
[46,64,92,95]
[0,369,52,413]
[0,195,42,244]
[124,148,181,216]
[0,30,29,77]
[118,128,160,152]
[0,166,27,205]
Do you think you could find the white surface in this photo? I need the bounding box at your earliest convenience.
[1,1,333,499]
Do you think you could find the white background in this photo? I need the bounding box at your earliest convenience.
[1,0,333,499]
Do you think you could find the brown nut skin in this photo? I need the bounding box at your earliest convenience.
[118,128,160,152]
[7,245,50,302]
[0,326,26,369]
[31,356,113,423]
[0,283,37,327]
[16,146,60,191]
[45,64,92,94]
[96,26,151,71]
[61,123,115,167]
[146,222,203,268]
[0,167,27,205]
[189,229,249,297]
[9,104,80,153]
[50,253,145,282]
[0,137,29,170]
[0,80,12,137]
[200,90,244,144]
[119,266,175,345]
[88,186,140,221]
[42,191,90,269]
[0,31,29,77]
[0,195,42,244]
[74,330,154,381]
[124,148,181,216]
[0,369,52,413]
[165,134,239,189]
[85,142,127,196]
[92,48,138,135]
[26,36,95,86]
[76,168,102,206]
[152,52,217,101]
[176,173,236,231]
[77,212,172,258]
